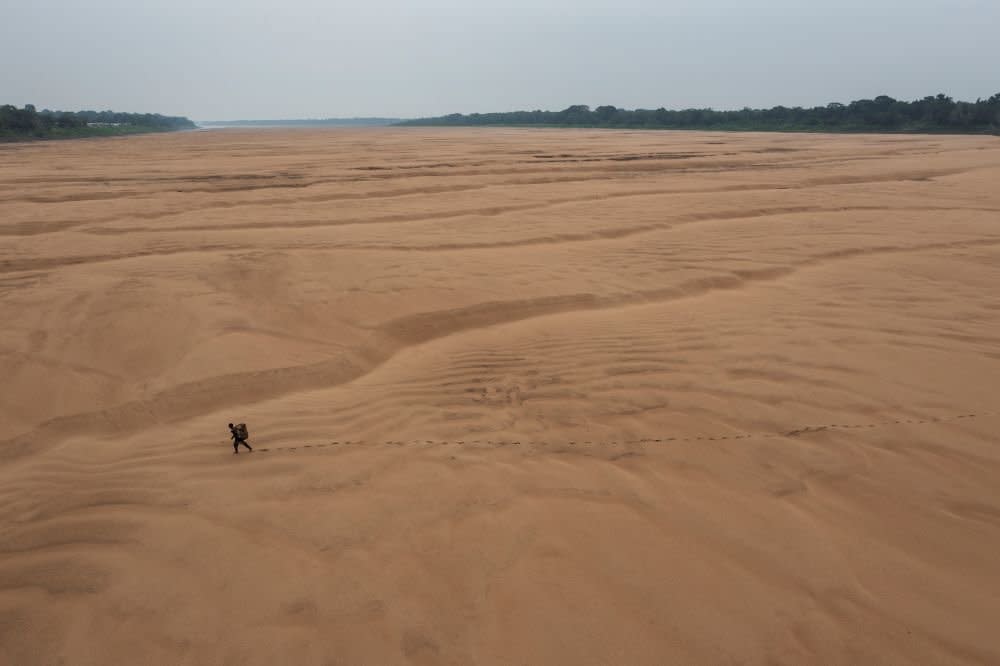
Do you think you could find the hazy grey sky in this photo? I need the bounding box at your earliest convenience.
[3,0,997,120]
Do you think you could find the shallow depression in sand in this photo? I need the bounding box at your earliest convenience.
[1,128,1000,665]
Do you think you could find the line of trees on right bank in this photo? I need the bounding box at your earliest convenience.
[399,94,1000,133]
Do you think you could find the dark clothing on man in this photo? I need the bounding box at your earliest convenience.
[229,424,252,453]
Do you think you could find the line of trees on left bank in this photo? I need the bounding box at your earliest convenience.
[1,104,196,140]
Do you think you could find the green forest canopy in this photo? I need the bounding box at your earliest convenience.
[0,105,196,140]
[6,94,1000,139]
[399,94,1000,133]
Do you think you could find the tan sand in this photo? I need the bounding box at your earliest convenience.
[1,127,999,665]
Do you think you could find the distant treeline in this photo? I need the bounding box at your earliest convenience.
[199,118,401,127]
[399,94,1000,134]
[1,104,196,140]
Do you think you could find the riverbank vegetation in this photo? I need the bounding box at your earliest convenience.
[1,105,196,141]
[399,94,1000,134]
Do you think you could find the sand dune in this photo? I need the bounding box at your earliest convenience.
[1,128,999,665]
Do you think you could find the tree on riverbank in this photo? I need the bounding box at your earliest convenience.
[0,105,196,140]
[400,93,1000,134]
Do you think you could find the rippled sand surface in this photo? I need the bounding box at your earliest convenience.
[2,128,1000,665]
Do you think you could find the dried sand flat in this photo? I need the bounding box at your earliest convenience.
[1,128,999,665]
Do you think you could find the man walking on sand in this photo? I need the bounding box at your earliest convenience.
[229,423,252,454]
